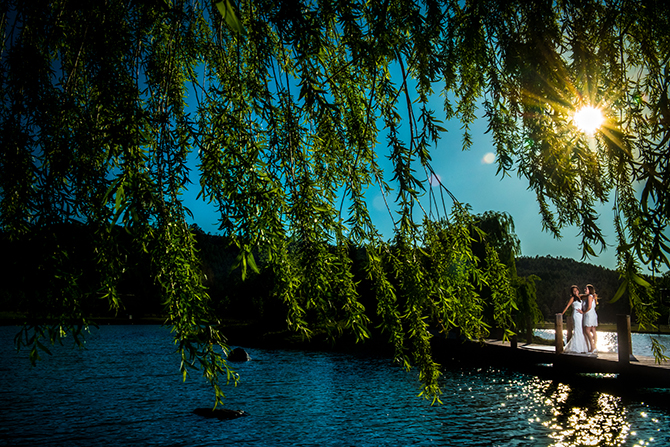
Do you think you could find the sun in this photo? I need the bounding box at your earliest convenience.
[573,106,604,135]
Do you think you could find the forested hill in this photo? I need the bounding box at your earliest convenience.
[2,225,664,327]
[515,255,630,324]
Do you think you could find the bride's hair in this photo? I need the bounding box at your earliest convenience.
[586,284,598,303]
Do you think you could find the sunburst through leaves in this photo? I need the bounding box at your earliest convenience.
[573,106,605,135]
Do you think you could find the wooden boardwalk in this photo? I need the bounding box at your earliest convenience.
[481,339,670,388]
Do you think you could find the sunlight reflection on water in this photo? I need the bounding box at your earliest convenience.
[543,383,630,446]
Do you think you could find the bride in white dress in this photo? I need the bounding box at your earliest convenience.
[561,285,589,354]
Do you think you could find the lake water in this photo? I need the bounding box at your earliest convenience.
[1,325,669,446]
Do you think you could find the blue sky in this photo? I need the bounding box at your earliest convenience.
[182,110,621,271]
[179,60,624,271]
[368,117,620,270]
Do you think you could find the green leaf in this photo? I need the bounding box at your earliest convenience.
[215,0,246,35]
[610,279,628,304]
[245,250,260,275]
[115,184,125,212]
[650,336,669,364]
[631,273,651,288]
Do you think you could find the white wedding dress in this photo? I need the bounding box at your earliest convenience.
[564,299,589,354]
[583,295,598,327]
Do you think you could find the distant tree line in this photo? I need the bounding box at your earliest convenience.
[1,212,529,342]
[4,223,666,335]
[0,223,162,321]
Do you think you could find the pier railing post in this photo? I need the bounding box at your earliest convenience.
[555,313,564,354]
[617,314,633,364]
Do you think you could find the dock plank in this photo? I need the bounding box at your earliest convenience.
[481,339,670,387]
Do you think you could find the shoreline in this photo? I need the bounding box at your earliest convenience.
[2,315,669,335]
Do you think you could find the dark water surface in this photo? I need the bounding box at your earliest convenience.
[1,325,668,446]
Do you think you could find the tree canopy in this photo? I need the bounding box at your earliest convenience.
[2,0,669,404]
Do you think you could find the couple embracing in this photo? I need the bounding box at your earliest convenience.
[561,284,599,354]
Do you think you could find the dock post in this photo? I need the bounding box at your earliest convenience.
[555,313,564,354]
[617,314,633,364]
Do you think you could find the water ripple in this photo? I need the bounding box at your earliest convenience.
[1,326,669,446]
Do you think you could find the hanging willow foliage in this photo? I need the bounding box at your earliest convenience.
[2,0,669,404]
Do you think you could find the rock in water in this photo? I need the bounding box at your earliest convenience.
[227,347,251,361]
[193,408,249,420]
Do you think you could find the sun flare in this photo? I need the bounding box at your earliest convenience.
[573,106,604,135]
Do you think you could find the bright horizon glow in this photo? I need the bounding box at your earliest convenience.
[574,106,604,134]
